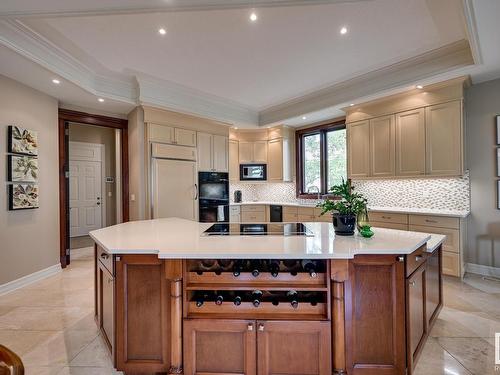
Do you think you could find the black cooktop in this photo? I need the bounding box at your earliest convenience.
[203,223,314,236]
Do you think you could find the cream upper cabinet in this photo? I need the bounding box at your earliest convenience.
[213,135,228,172]
[239,141,268,164]
[347,120,370,178]
[197,132,213,172]
[425,100,462,176]
[253,141,268,163]
[196,132,228,172]
[229,140,239,181]
[370,115,395,177]
[267,138,292,181]
[174,128,196,147]
[395,108,425,176]
[238,142,253,163]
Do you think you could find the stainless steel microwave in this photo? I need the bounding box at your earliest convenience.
[240,164,267,181]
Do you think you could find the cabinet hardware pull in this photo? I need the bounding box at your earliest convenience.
[258,324,265,332]
[409,281,416,287]
[247,324,254,331]
[425,219,438,223]
[397,256,405,262]
[194,184,198,200]
[381,216,391,219]
[415,255,423,262]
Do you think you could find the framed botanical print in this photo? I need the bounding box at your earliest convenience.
[8,125,38,155]
[8,155,38,182]
[8,184,39,210]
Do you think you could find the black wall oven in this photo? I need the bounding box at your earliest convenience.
[198,172,229,223]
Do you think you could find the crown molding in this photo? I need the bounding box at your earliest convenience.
[137,73,258,126]
[0,0,365,19]
[461,0,483,65]
[259,39,474,125]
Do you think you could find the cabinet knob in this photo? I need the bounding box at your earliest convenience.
[247,323,254,331]
[258,324,265,332]
[409,281,416,287]
[100,253,109,260]
[415,255,423,262]
[397,256,405,262]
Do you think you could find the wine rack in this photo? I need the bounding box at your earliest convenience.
[183,259,330,320]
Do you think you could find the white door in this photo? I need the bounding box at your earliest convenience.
[69,160,102,236]
[69,142,103,237]
[152,158,197,220]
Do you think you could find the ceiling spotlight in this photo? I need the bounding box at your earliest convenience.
[340,26,348,35]
[98,98,105,103]
[416,85,423,89]
[302,116,307,120]
[250,12,258,22]
[52,79,60,85]
[158,28,167,35]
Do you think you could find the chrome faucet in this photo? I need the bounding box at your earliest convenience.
[307,186,321,201]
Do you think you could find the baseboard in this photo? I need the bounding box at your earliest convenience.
[0,263,62,296]
[465,263,500,278]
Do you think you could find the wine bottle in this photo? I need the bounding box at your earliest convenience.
[287,290,299,309]
[250,260,261,277]
[233,295,242,306]
[199,259,218,271]
[251,290,263,307]
[233,259,247,277]
[215,291,224,306]
[267,260,280,277]
[283,259,300,275]
[194,292,207,308]
[217,259,235,271]
[301,259,318,278]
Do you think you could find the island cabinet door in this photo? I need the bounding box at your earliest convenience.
[256,320,331,375]
[184,319,256,375]
[115,255,171,374]
[406,264,427,371]
[344,255,406,375]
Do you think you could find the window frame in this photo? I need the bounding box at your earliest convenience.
[295,119,346,199]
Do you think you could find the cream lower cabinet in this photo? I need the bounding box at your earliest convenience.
[395,108,426,176]
[425,101,463,176]
[347,120,370,178]
[197,132,228,172]
[230,205,241,222]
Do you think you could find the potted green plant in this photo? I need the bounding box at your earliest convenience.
[316,179,368,236]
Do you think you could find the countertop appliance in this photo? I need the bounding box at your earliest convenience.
[270,205,283,222]
[240,164,266,181]
[234,190,242,203]
[202,223,313,236]
[198,171,229,223]
[151,142,198,220]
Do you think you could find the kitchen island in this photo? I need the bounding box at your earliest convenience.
[90,218,445,375]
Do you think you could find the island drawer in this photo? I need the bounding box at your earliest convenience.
[369,212,408,224]
[406,245,427,277]
[97,245,113,274]
[408,215,459,229]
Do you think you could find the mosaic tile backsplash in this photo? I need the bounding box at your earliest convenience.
[230,171,470,211]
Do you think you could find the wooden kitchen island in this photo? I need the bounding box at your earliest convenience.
[90,219,444,375]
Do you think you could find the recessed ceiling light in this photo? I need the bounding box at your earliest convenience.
[158,28,167,35]
[340,26,348,35]
[302,116,307,120]
[349,103,354,106]
[234,126,238,129]
[52,78,60,85]
[98,98,105,103]
[416,85,423,89]
[250,12,258,22]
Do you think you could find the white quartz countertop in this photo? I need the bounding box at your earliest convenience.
[229,201,469,218]
[89,218,432,259]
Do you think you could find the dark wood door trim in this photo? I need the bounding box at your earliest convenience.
[58,109,129,268]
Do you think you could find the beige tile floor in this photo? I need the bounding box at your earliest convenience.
[0,248,499,375]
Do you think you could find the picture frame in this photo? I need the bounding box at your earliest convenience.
[497,115,500,145]
[498,148,500,177]
[8,155,38,182]
[7,125,38,156]
[8,184,39,210]
[498,180,500,210]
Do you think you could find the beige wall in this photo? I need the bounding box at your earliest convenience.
[0,75,59,285]
[69,123,117,226]
[465,78,500,269]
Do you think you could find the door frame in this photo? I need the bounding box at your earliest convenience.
[69,141,107,234]
[59,109,129,268]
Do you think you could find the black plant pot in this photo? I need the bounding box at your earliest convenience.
[332,213,356,236]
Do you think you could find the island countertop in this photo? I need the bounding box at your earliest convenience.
[89,218,434,259]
